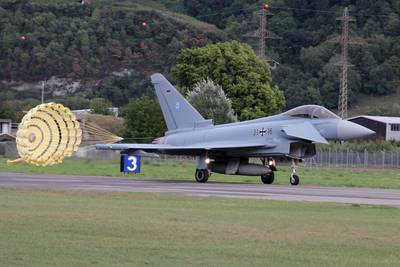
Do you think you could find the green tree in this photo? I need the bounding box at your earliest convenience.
[186,78,237,124]
[123,96,166,141]
[90,98,112,115]
[50,96,90,110]
[0,101,17,121]
[172,41,285,120]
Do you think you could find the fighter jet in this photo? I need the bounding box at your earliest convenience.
[96,73,374,185]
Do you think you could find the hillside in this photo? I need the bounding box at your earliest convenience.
[348,87,400,116]
[0,0,223,107]
[0,0,399,117]
[173,0,400,112]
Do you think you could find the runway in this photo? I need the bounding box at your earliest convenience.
[1,172,400,207]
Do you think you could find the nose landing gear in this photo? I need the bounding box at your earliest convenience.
[290,159,300,186]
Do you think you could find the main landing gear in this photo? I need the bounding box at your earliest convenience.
[260,157,276,184]
[261,172,274,184]
[195,154,210,183]
[290,159,300,186]
[260,158,300,186]
[195,169,209,183]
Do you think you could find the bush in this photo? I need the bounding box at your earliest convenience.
[186,78,237,124]
[90,98,112,115]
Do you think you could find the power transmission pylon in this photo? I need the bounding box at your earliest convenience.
[259,3,268,61]
[259,3,280,69]
[337,7,355,119]
[245,3,280,69]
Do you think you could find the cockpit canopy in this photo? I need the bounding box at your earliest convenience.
[283,105,339,119]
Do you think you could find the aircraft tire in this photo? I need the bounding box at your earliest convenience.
[290,174,300,186]
[195,169,209,183]
[261,172,274,184]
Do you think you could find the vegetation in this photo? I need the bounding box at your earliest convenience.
[0,0,222,108]
[0,98,42,122]
[178,0,400,109]
[122,96,166,141]
[187,78,237,124]
[49,95,90,110]
[1,188,400,266]
[349,87,400,116]
[1,0,399,137]
[367,103,400,117]
[89,97,113,115]
[1,157,400,189]
[0,101,18,121]
[78,113,124,135]
[173,41,285,120]
[322,140,400,152]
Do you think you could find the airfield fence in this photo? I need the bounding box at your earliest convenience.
[156,149,400,170]
[1,141,399,169]
[302,149,400,169]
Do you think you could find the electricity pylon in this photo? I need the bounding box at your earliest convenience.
[244,3,280,69]
[337,7,355,119]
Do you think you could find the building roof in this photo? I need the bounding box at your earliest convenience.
[348,115,400,124]
[0,133,15,142]
[0,119,12,123]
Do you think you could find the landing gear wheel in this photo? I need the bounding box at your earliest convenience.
[195,169,209,183]
[261,172,275,184]
[290,174,300,186]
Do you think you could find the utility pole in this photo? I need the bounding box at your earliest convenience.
[41,80,45,104]
[337,7,355,119]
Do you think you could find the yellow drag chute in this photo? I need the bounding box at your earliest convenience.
[8,103,82,166]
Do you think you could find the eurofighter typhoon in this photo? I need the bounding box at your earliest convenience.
[96,74,374,185]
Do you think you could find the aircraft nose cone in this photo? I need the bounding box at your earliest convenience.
[337,120,375,140]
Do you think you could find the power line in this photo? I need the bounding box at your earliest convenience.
[101,1,396,20]
[192,4,395,19]
[190,6,258,19]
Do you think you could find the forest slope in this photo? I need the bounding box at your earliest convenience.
[0,0,222,106]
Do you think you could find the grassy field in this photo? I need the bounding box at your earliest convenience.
[0,188,399,267]
[1,156,400,188]
[349,88,400,116]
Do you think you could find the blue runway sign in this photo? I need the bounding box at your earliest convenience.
[121,155,141,173]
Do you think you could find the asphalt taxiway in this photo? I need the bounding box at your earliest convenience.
[1,172,400,207]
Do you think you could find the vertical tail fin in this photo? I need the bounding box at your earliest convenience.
[151,73,211,131]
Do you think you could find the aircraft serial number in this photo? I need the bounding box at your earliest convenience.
[253,127,272,136]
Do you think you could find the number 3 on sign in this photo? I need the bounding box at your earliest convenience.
[123,155,141,173]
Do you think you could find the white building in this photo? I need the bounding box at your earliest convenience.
[348,115,400,141]
[0,119,11,135]
[0,119,16,142]
[73,107,119,117]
